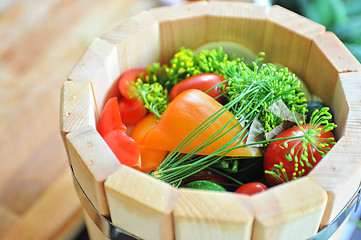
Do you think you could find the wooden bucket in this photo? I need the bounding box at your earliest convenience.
[60,1,361,240]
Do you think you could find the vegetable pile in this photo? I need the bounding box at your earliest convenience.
[97,45,337,195]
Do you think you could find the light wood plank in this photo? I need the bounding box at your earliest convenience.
[263,5,325,80]
[66,126,120,217]
[338,72,361,138]
[148,2,209,63]
[207,1,267,55]
[251,176,328,240]
[309,137,361,228]
[173,189,254,240]
[305,32,361,107]
[104,165,178,240]
[68,37,120,111]
[60,81,97,139]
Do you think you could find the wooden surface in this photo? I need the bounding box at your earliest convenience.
[0,0,158,239]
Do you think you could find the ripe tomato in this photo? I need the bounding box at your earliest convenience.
[118,68,147,99]
[97,97,126,136]
[235,182,268,195]
[130,114,166,173]
[118,98,147,127]
[169,73,227,103]
[263,123,336,186]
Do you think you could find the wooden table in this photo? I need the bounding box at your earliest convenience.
[0,1,159,239]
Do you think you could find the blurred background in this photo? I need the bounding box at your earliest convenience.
[274,0,361,62]
[0,0,360,239]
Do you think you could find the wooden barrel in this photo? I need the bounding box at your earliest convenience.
[60,1,361,240]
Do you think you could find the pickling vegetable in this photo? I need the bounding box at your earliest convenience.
[235,182,268,195]
[264,109,336,186]
[169,73,227,103]
[97,45,337,192]
[142,89,261,157]
[182,180,227,192]
[98,97,141,167]
[130,114,166,173]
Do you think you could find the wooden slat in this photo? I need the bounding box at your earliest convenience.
[305,32,361,107]
[263,5,325,80]
[148,2,209,63]
[173,189,254,240]
[104,165,178,240]
[114,11,161,71]
[66,126,120,217]
[338,72,361,138]
[207,1,267,55]
[68,37,120,111]
[60,81,97,139]
[251,177,328,240]
[309,136,361,228]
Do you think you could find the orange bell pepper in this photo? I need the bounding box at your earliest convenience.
[130,114,167,172]
[141,89,261,157]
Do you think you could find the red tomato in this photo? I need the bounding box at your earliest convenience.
[235,182,268,195]
[130,114,166,173]
[263,123,336,186]
[102,130,141,167]
[169,73,227,103]
[118,68,147,99]
[97,97,127,136]
[118,98,147,127]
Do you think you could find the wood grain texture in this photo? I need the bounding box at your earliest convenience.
[338,72,361,138]
[104,165,179,240]
[208,1,267,55]
[173,189,254,240]
[309,138,361,227]
[67,38,121,112]
[263,5,325,79]
[305,32,361,107]
[251,177,328,240]
[0,0,159,239]
[60,81,97,140]
[149,1,209,63]
[66,126,121,217]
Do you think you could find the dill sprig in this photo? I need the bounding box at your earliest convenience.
[130,79,169,119]
[222,61,308,132]
[143,47,241,92]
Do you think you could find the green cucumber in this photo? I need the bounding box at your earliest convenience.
[182,180,226,192]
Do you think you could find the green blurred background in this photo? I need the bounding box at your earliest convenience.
[274,0,361,62]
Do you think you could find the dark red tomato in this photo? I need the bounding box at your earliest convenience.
[264,123,336,186]
[118,68,147,99]
[182,169,227,186]
[98,97,127,136]
[102,130,141,167]
[118,98,147,127]
[235,182,268,195]
[169,73,227,103]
